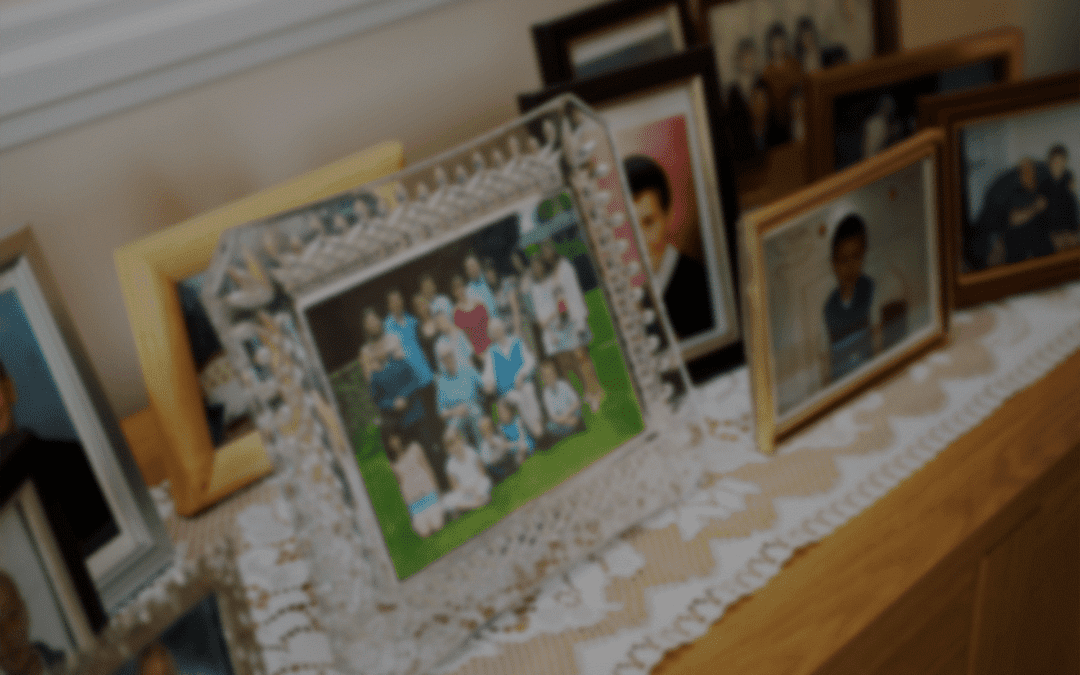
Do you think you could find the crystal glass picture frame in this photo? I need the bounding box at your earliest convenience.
[201,95,705,674]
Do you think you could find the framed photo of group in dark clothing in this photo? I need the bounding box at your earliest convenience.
[919,71,1080,307]
[519,47,743,375]
[740,130,948,454]
[700,0,900,210]
[804,27,1023,180]
[0,227,171,614]
[531,0,695,85]
[200,96,703,674]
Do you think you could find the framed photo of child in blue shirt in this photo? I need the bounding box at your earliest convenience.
[741,129,949,453]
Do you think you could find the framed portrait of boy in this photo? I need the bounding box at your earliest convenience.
[804,26,1023,181]
[740,129,948,454]
[699,0,900,210]
[200,96,704,673]
[531,0,695,84]
[519,47,744,377]
[918,71,1080,307]
[1,448,107,675]
[73,558,262,675]
[1,226,172,614]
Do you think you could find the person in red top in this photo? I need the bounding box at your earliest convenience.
[451,274,490,356]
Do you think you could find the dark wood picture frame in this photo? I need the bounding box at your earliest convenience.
[918,71,1080,308]
[696,0,901,212]
[519,46,745,380]
[740,129,949,454]
[531,0,696,85]
[804,27,1023,181]
[1,436,108,658]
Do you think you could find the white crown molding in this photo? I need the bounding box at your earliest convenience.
[0,0,458,151]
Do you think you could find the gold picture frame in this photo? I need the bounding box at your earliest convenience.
[741,129,948,454]
[114,141,405,516]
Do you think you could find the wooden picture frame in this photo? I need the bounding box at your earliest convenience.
[114,141,405,517]
[741,129,948,454]
[698,0,901,211]
[918,71,1080,308]
[519,47,744,378]
[74,556,262,675]
[0,226,171,613]
[531,0,695,84]
[200,95,704,674]
[1,439,107,674]
[805,26,1023,181]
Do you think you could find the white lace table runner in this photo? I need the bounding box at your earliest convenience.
[155,281,1080,675]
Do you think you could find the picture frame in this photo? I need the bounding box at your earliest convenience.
[531,0,695,84]
[740,129,948,454]
[74,556,262,675]
[1,441,107,675]
[918,71,1080,308]
[200,95,704,674]
[114,141,405,517]
[805,26,1023,180]
[0,226,172,614]
[699,0,901,210]
[519,46,744,378]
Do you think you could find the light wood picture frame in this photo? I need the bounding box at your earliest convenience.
[114,141,405,517]
[699,0,900,211]
[531,0,696,85]
[0,226,171,613]
[519,47,744,379]
[805,27,1023,181]
[741,129,948,454]
[918,71,1080,308]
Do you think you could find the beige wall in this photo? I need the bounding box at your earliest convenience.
[0,0,1076,419]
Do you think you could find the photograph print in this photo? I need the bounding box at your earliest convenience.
[757,140,941,432]
[107,595,236,675]
[297,189,646,580]
[703,0,890,208]
[1,481,101,675]
[958,101,1080,273]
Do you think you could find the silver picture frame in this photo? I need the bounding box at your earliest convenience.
[0,226,172,613]
[201,95,705,674]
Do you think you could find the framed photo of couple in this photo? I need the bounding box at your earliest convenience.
[200,96,703,673]
[1,226,172,614]
[519,46,744,376]
[740,129,948,453]
[919,71,1080,307]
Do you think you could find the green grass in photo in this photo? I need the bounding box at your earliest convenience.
[329,288,645,579]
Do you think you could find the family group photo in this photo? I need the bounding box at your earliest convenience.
[301,190,645,579]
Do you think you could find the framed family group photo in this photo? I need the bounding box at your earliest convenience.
[531,0,695,84]
[700,0,900,209]
[1,226,172,614]
[920,71,1080,307]
[741,130,948,453]
[114,141,404,516]
[805,26,1023,179]
[519,47,743,375]
[200,96,703,673]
